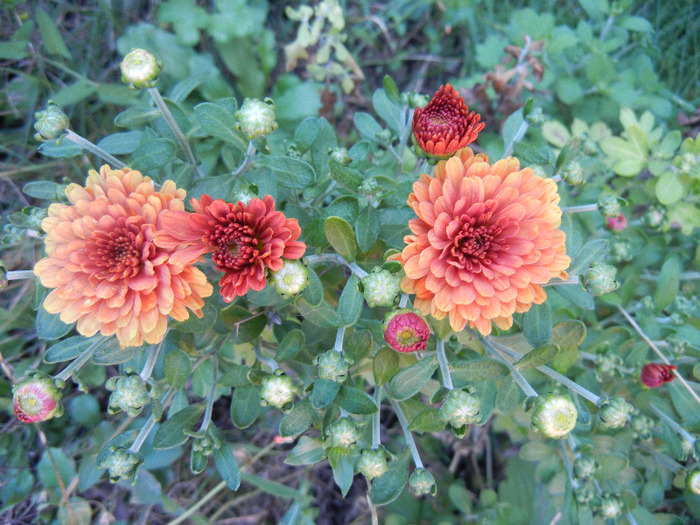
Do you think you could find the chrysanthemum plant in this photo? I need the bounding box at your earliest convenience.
[3,15,700,523]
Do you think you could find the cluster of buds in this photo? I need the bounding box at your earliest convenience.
[188,431,217,475]
[33,101,70,142]
[574,484,595,505]
[235,98,278,141]
[383,309,431,353]
[356,448,388,481]
[640,363,676,388]
[597,195,624,218]
[329,147,351,166]
[324,417,361,451]
[260,370,296,411]
[597,492,624,519]
[594,350,623,381]
[98,446,143,484]
[609,237,633,263]
[120,48,162,89]
[409,468,437,496]
[361,268,401,308]
[630,413,655,441]
[642,206,665,229]
[314,350,352,382]
[573,456,597,482]
[597,396,634,429]
[580,262,619,297]
[561,161,585,186]
[270,259,309,297]
[13,371,64,423]
[667,334,691,356]
[106,369,158,417]
[402,91,430,109]
[531,393,578,439]
[439,388,481,436]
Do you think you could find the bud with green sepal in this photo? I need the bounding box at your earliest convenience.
[106,369,158,417]
[573,456,597,481]
[260,370,296,411]
[361,268,401,308]
[609,237,633,263]
[325,417,361,451]
[270,259,309,298]
[33,101,70,142]
[630,413,654,441]
[594,350,623,381]
[403,91,430,109]
[235,98,278,141]
[439,387,481,434]
[531,392,578,439]
[668,334,691,356]
[597,396,633,429]
[13,370,64,423]
[98,446,143,484]
[409,468,437,496]
[525,107,547,126]
[329,147,351,166]
[597,195,625,218]
[561,161,585,185]
[356,448,388,481]
[580,262,619,296]
[188,430,217,475]
[314,349,352,382]
[598,492,624,519]
[687,465,700,495]
[120,49,162,89]
[575,484,595,505]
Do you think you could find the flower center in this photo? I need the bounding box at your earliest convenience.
[19,393,42,416]
[449,217,501,266]
[396,327,419,346]
[92,225,143,279]
[209,222,257,270]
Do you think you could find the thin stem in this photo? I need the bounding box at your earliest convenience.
[306,253,368,279]
[562,203,598,213]
[372,387,382,449]
[641,271,700,282]
[65,130,126,169]
[348,262,369,279]
[232,142,256,177]
[168,480,227,525]
[561,439,578,489]
[482,341,538,398]
[334,326,346,353]
[389,395,423,468]
[617,305,700,407]
[54,337,104,382]
[139,340,163,381]
[398,293,409,309]
[5,270,35,280]
[147,87,203,178]
[198,355,218,432]
[436,338,454,390]
[503,120,529,158]
[543,275,580,287]
[129,388,175,453]
[600,15,615,41]
[639,444,685,473]
[649,404,696,444]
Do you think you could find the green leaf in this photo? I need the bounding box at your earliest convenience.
[337,385,378,414]
[373,347,400,386]
[668,381,700,425]
[655,171,684,205]
[255,156,315,189]
[620,15,653,32]
[303,268,323,306]
[355,206,380,253]
[495,376,523,415]
[654,256,682,311]
[344,329,373,362]
[172,301,217,333]
[36,8,71,58]
[37,447,75,490]
[522,302,552,348]
[329,448,355,497]
[383,75,401,103]
[164,349,191,389]
[97,131,144,155]
[295,297,340,327]
[387,355,438,401]
[130,139,176,172]
[450,359,509,382]
[502,108,525,150]
[213,442,241,491]
[550,320,586,349]
[337,275,363,327]
[354,112,384,141]
[556,77,583,104]
[240,472,304,500]
[0,469,34,509]
[114,107,160,128]
[372,89,402,133]
[293,117,319,153]
[218,364,252,388]
[600,134,648,177]
[285,436,326,466]
[328,158,364,192]
[153,405,205,450]
[52,79,97,107]
[410,409,445,433]
[324,216,358,262]
[220,305,267,343]
[593,453,629,480]
[279,398,317,437]
[276,329,306,361]
[194,102,247,150]
[231,384,260,429]
[92,338,144,365]
[44,336,92,363]
[35,308,72,341]
[23,180,66,200]
[515,344,560,370]
[370,451,410,505]
[568,239,608,275]
[310,379,340,410]
[0,41,29,60]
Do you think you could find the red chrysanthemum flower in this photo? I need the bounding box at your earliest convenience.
[640,363,677,388]
[155,195,306,302]
[384,309,431,353]
[395,148,571,335]
[412,84,485,158]
[34,166,213,348]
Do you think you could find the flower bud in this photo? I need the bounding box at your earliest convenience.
[231,186,257,206]
[642,206,665,229]
[235,98,278,141]
[525,107,547,126]
[439,388,481,429]
[679,152,699,176]
[329,147,351,166]
[531,393,578,439]
[668,334,690,356]
[687,466,700,495]
[260,371,296,411]
[13,370,64,423]
[33,101,70,142]
[581,262,619,296]
[191,433,216,456]
[630,413,654,441]
[314,350,352,382]
[361,268,401,308]
[405,91,430,109]
[358,177,379,196]
[120,49,162,89]
[598,492,623,519]
[574,456,597,481]
[98,446,143,484]
[325,417,361,450]
[597,195,623,218]
[605,213,627,232]
[574,484,595,505]
[597,396,633,429]
[106,370,156,417]
[609,237,633,263]
[640,363,676,388]
[383,309,431,353]
[594,351,622,381]
[356,448,388,480]
[409,468,437,496]
[270,259,309,298]
[561,161,585,186]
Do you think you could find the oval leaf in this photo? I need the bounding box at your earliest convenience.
[255,156,315,188]
[450,358,509,382]
[324,216,358,262]
[337,385,378,414]
[515,344,561,370]
[387,356,438,401]
[153,405,205,450]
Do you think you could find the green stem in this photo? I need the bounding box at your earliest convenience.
[198,355,218,432]
[65,130,126,169]
[334,326,346,353]
[398,293,410,308]
[562,203,598,213]
[503,120,529,158]
[389,395,423,468]
[436,338,454,390]
[129,388,175,453]
[650,404,696,444]
[232,141,256,177]
[54,337,104,382]
[543,276,580,287]
[372,387,382,449]
[5,270,35,280]
[139,340,163,381]
[482,341,538,398]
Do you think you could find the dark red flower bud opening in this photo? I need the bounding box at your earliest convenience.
[640,363,677,388]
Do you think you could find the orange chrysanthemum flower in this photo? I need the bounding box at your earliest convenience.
[34,166,213,348]
[412,84,485,158]
[155,195,306,302]
[396,148,570,335]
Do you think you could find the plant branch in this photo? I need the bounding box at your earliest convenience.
[65,130,126,169]
[389,394,423,468]
[436,338,454,390]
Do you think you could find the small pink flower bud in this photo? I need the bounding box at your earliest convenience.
[606,213,627,231]
[13,371,64,423]
[383,309,430,353]
[640,363,676,388]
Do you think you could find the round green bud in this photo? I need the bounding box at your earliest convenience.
[609,237,633,263]
[329,147,351,166]
[561,161,585,186]
[597,396,633,429]
[357,448,388,480]
[325,417,361,450]
[630,413,655,441]
[358,177,379,196]
[668,334,691,356]
[599,492,623,519]
[409,468,437,496]
[231,186,257,206]
[574,484,595,505]
[314,350,352,382]
[594,352,622,381]
[33,101,70,142]
[406,91,430,109]
[439,388,481,429]
[531,393,578,439]
[687,466,700,495]
[642,206,665,229]
[120,49,162,89]
[260,372,295,411]
[361,268,401,308]
[98,446,143,484]
[106,371,154,417]
[581,262,619,297]
[270,259,309,298]
[573,456,597,481]
[597,195,623,218]
[235,98,278,141]
[525,107,547,126]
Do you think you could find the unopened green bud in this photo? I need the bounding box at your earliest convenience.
[120,49,162,89]
[357,448,388,480]
[439,388,481,429]
[361,268,401,308]
[597,396,633,429]
[575,484,595,505]
[679,152,699,176]
[581,262,619,296]
[314,350,352,382]
[598,195,623,218]
[189,432,217,475]
[526,107,547,126]
[98,446,143,484]
[260,371,296,411]
[561,161,585,186]
[594,352,622,381]
[231,186,257,206]
[642,206,665,229]
[270,259,309,297]
[668,334,690,356]
[235,98,278,141]
[325,417,361,450]
[630,413,654,441]
[358,177,379,196]
[329,147,351,165]
[573,456,597,481]
[531,393,578,439]
[409,468,437,496]
[33,101,70,142]
[405,91,430,109]
[106,370,156,417]
[609,237,633,263]
[599,492,623,519]
[687,466,700,495]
